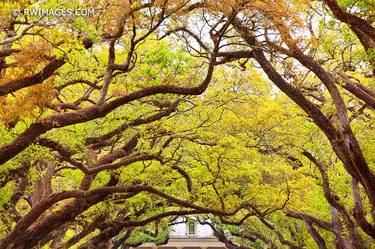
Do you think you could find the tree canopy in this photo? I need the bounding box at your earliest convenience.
[0,0,374,248]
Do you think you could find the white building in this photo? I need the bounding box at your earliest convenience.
[134,217,227,249]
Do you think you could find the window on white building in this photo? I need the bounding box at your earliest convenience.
[187,221,196,236]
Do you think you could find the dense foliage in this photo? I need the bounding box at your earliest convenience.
[0,0,374,248]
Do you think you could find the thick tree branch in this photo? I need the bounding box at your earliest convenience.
[0,58,65,96]
[0,51,216,165]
